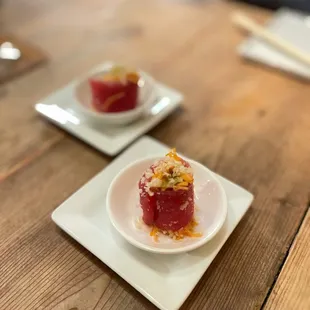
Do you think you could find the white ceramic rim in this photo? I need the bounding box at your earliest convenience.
[106,156,228,254]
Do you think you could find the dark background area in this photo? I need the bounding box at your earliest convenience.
[236,0,310,12]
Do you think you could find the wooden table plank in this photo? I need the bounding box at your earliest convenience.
[264,209,310,310]
[1,1,310,310]
[0,138,154,310]
[0,0,209,181]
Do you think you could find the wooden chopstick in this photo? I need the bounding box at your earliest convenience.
[232,12,310,67]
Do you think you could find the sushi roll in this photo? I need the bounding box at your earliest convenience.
[139,149,201,241]
[89,66,139,113]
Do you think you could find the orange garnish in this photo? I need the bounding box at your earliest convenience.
[102,66,139,84]
[153,172,163,180]
[178,218,202,239]
[150,218,201,242]
[173,186,188,191]
[182,173,193,183]
[102,73,120,82]
[166,148,182,161]
[102,66,126,82]
[126,72,140,84]
[102,92,125,111]
[150,226,159,242]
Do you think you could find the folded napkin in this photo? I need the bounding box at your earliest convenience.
[238,8,310,80]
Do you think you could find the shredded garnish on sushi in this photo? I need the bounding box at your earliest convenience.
[150,226,159,242]
[166,148,182,161]
[102,66,140,85]
[150,218,202,242]
[143,149,193,195]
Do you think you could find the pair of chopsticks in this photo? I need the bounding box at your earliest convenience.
[232,12,310,67]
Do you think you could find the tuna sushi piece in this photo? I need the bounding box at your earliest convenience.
[139,149,195,232]
[89,66,139,113]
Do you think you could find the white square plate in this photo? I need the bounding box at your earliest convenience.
[52,136,253,310]
[35,63,183,156]
[239,9,310,80]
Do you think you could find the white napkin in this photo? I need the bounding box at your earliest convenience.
[238,8,310,80]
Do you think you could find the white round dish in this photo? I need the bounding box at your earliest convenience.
[106,157,228,254]
[74,68,157,126]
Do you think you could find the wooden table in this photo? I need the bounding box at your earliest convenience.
[1,1,310,309]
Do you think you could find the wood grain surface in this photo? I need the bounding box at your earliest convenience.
[0,34,47,84]
[1,0,310,309]
[264,210,310,310]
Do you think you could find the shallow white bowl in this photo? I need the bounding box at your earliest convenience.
[74,68,157,126]
[106,156,228,254]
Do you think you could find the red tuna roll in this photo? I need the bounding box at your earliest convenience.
[89,66,139,113]
[139,149,194,232]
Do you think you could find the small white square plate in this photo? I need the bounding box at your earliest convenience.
[52,136,253,310]
[239,9,310,80]
[35,63,183,156]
